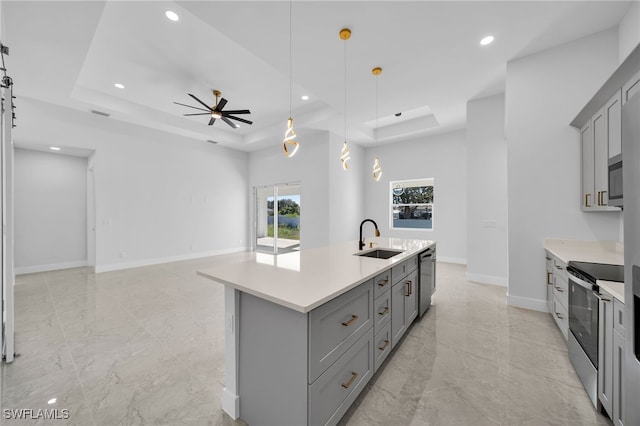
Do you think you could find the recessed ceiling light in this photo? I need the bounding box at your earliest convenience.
[480,35,495,46]
[165,10,179,21]
[47,398,57,405]
[114,83,125,89]
[235,124,241,128]
[50,147,61,151]
[301,95,309,101]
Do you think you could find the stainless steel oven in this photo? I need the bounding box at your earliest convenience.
[567,261,624,409]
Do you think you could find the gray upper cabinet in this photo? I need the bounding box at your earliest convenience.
[581,120,595,210]
[607,90,623,161]
[622,70,640,104]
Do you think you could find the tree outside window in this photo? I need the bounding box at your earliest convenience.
[391,178,434,230]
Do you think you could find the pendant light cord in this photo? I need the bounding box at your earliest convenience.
[289,0,293,117]
[344,36,347,142]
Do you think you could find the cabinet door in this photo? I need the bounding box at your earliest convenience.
[622,70,640,104]
[581,121,595,210]
[391,281,407,349]
[598,289,614,416]
[606,90,623,161]
[593,108,608,207]
[613,329,625,426]
[404,269,418,326]
[546,255,554,314]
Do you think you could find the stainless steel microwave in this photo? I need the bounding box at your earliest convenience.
[609,154,623,207]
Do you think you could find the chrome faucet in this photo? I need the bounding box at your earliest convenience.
[359,219,380,250]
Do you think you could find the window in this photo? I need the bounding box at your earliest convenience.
[390,178,434,230]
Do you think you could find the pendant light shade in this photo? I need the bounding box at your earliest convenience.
[372,67,383,182]
[340,141,351,170]
[283,117,299,157]
[373,156,382,181]
[283,1,299,157]
[340,28,351,170]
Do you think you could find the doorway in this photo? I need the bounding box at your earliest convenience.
[255,183,301,254]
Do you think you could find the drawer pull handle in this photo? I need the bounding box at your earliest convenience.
[405,280,412,296]
[341,372,358,389]
[554,286,563,293]
[378,279,389,287]
[585,193,591,208]
[555,312,564,319]
[545,256,551,261]
[379,340,389,351]
[341,315,358,327]
[555,265,563,270]
[547,272,553,285]
[378,306,389,316]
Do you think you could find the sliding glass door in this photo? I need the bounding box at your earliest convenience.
[255,183,300,254]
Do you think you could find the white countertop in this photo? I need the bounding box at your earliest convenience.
[544,239,624,265]
[197,237,435,313]
[598,280,625,304]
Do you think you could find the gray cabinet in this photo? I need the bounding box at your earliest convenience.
[545,253,554,314]
[622,70,640,104]
[391,267,418,348]
[235,252,426,426]
[613,298,626,426]
[598,288,614,416]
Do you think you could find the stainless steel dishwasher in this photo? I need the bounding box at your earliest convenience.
[419,246,436,317]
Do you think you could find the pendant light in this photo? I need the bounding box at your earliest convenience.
[372,66,383,182]
[283,1,299,157]
[339,28,351,170]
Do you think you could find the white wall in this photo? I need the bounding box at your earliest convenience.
[505,28,623,311]
[249,131,330,249]
[363,130,467,263]
[328,133,364,244]
[619,1,640,63]
[14,99,249,272]
[14,148,87,273]
[466,94,508,286]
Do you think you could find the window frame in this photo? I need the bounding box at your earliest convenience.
[389,178,434,231]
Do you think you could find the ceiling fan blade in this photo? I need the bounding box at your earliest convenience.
[216,98,228,111]
[173,102,210,112]
[208,117,216,126]
[222,117,237,128]
[189,93,213,111]
[183,113,212,116]
[222,109,251,115]
[227,115,253,125]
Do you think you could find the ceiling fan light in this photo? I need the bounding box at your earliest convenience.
[211,111,222,119]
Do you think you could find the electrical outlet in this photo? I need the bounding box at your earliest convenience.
[119,251,126,258]
[190,244,196,251]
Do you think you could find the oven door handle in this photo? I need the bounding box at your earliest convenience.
[592,291,611,302]
[568,273,594,290]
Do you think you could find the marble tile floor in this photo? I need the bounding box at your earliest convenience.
[1,256,611,426]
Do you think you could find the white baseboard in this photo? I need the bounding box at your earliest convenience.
[221,387,240,420]
[94,246,249,273]
[436,256,466,265]
[506,293,548,312]
[16,260,88,275]
[466,272,508,287]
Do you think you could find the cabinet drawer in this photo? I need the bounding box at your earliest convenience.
[309,328,374,426]
[552,295,568,341]
[392,256,418,284]
[309,281,374,383]
[553,258,568,282]
[553,275,568,310]
[614,298,625,335]
[373,291,391,331]
[374,321,391,373]
[373,270,391,299]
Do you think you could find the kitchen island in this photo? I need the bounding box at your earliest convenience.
[198,237,435,426]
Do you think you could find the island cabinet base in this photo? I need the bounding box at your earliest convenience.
[237,282,375,426]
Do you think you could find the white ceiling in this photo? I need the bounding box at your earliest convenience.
[2,1,633,152]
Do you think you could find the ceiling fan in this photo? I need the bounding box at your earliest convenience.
[174,90,252,128]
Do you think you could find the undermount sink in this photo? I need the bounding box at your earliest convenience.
[356,249,404,259]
